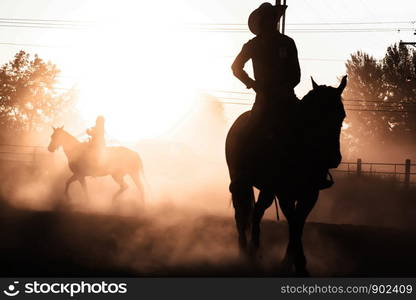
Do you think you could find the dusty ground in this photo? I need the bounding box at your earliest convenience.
[1,200,416,277]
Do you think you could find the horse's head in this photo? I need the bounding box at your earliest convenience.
[300,75,347,167]
[302,75,347,130]
[48,126,65,152]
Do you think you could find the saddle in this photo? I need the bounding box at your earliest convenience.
[84,142,107,172]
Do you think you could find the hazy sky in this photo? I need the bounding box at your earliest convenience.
[0,0,415,137]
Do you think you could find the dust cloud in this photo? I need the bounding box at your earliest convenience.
[1,93,415,276]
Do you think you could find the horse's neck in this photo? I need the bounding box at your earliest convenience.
[61,132,81,157]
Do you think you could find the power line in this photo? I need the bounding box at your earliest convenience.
[0,17,92,24]
[194,28,414,34]
[189,21,416,26]
[0,20,85,27]
[0,42,69,48]
[0,24,85,30]
[213,96,416,113]
[217,100,416,113]
[0,17,410,33]
[345,108,416,113]
[0,17,410,27]
[300,57,346,62]
[205,89,253,95]
[207,90,416,104]
[0,18,91,30]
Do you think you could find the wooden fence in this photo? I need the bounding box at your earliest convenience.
[334,159,415,188]
[0,144,48,166]
[0,144,415,188]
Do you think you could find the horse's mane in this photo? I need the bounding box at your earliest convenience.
[301,85,342,101]
[55,129,82,149]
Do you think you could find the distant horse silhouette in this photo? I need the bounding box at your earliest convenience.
[226,76,347,275]
[48,127,146,203]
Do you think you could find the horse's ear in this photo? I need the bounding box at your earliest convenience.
[338,75,347,94]
[311,77,319,90]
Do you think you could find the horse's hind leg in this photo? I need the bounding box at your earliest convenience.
[277,195,297,273]
[230,180,254,256]
[130,172,145,204]
[251,190,275,254]
[78,177,90,201]
[112,174,128,202]
[291,189,319,275]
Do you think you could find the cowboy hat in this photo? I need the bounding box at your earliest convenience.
[248,2,287,35]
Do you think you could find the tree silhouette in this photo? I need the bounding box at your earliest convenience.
[0,50,77,139]
[342,43,416,156]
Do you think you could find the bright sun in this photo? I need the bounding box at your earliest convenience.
[69,1,211,141]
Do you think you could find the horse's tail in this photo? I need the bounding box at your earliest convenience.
[129,156,151,204]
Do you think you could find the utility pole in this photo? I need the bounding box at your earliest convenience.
[399,39,416,77]
[400,41,416,48]
[281,0,287,34]
[400,28,416,48]
[273,0,287,222]
[275,0,287,34]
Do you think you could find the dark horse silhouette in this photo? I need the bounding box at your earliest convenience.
[226,76,347,275]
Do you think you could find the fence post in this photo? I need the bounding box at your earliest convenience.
[405,159,411,189]
[357,158,362,176]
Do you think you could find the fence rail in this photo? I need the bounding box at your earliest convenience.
[0,144,48,165]
[334,158,415,187]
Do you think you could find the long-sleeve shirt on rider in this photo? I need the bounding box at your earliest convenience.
[231,32,301,91]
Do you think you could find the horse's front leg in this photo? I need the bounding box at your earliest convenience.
[65,174,78,200]
[78,177,90,201]
[280,189,319,276]
[111,174,128,202]
[230,180,254,257]
[250,190,275,256]
[292,189,319,275]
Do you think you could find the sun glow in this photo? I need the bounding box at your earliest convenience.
[69,1,216,141]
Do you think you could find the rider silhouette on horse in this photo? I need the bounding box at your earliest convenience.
[231,2,332,188]
[86,115,106,169]
[232,3,300,127]
[231,3,300,178]
[87,116,105,148]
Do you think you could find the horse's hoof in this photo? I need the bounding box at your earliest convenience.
[238,248,249,261]
[238,243,251,261]
[294,254,307,271]
[279,255,294,274]
[56,198,72,211]
[295,267,310,277]
[247,239,262,260]
[238,234,247,248]
[248,249,257,262]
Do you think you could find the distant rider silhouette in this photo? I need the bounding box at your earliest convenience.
[86,115,106,168]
